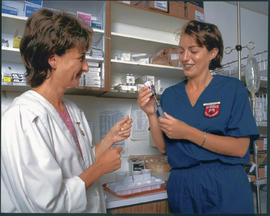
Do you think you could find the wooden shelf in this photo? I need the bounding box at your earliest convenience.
[1,47,104,63]
[1,84,30,92]
[2,13,27,21]
[1,84,107,97]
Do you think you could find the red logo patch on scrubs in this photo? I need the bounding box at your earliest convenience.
[203,102,221,118]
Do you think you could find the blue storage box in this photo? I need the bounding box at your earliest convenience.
[25,0,43,7]
[2,5,18,16]
[2,1,25,16]
[24,3,41,17]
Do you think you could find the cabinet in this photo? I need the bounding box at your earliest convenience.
[2,0,189,98]
[108,199,170,213]
[1,0,108,95]
[105,1,186,98]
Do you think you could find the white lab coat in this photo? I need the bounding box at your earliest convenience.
[1,90,106,213]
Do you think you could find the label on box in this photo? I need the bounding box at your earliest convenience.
[89,67,101,72]
[195,10,205,21]
[170,53,179,60]
[77,11,91,26]
[2,5,18,16]
[121,1,130,4]
[91,21,102,29]
[25,0,43,6]
[3,76,12,83]
[264,138,267,150]
[154,1,168,11]
[3,1,25,16]
[88,62,100,67]
[25,4,40,17]
[13,37,21,48]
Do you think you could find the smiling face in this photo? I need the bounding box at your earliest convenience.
[49,47,89,89]
[179,34,217,79]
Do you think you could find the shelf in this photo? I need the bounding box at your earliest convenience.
[1,47,104,63]
[86,56,104,62]
[110,2,187,96]
[111,3,186,46]
[1,84,30,92]
[1,84,106,96]
[93,28,105,34]
[111,32,178,46]
[257,122,267,127]
[65,87,106,96]
[2,13,104,34]
[1,47,23,63]
[2,13,27,21]
[111,32,178,56]
[103,89,162,99]
[254,178,267,186]
[102,90,138,99]
[111,59,184,79]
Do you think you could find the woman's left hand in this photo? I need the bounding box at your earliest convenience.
[109,116,133,143]
[158,112,188,140]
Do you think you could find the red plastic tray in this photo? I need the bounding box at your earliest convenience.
[103,182,167,199]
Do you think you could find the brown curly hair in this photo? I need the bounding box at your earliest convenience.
[20,8,93,87]
[181,20,224,70]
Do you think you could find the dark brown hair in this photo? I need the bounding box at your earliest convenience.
[181,20,223,70]
[20,8,93,87]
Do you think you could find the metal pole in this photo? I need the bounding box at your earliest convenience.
[254,143,261,214]
[237,1,241,80]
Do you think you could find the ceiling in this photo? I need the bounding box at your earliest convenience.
[227,1,268,15]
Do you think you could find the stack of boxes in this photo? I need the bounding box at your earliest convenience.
[119,1,204,21]
[83,62,102,88]
[169,1,204,21]
[2,0,43,17]
[24,0,42,17]
[2,63,27,86]
[77,10,103,30]
[114,74,136,92]
[152,48,181,67]
[133,1,169,13]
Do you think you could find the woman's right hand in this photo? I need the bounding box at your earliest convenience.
[137,86,156,115]
[97,146,123,174]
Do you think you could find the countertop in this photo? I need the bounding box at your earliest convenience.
[104,172,169,209]
[105,189,168,209]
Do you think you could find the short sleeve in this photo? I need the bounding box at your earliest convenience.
[226,80,259,141]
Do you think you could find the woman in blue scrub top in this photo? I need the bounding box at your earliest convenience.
[137,20,259,214]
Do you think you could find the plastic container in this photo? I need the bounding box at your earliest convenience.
[106,175,164,196]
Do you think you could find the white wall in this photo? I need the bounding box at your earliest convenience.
[1,1,268,173]
[1,91,160,173]
[204,1,268,64]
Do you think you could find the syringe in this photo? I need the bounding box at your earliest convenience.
[144,81,166,118]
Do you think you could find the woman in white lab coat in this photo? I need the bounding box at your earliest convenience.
[1,8,132,213]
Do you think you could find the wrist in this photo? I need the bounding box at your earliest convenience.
[200,132,207,147]
[94,159,106,176]
[103,132,114,146]
[147,112,157,119]
[182,124,193,140]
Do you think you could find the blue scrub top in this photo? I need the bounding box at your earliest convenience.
[160,75,259,168]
